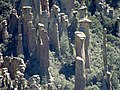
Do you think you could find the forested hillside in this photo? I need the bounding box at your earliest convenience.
[0,0,120,90]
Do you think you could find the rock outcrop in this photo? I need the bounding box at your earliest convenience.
[75,56,85,90]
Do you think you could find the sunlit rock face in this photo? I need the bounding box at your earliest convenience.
[75,56,85,90]
[75,31,86,60]
[79,18,92,69]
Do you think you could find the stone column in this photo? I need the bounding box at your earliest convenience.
[75,56,85,90]
[59,13,65,37]
[61,14,69,35]
[78,3,87,19]
[16,34,23,55]
[18,16,22,34]
[8,9,19,36]
[79,18,92,69]
[48,83,56,90]
[41,0,49,13]
[37,23,49,79]
[1,20,9,43]
[22,6,36,57]
[106,71,112,90]
[48,5,61,55]
[27,21,36,56]
[3,56,11,69]
[103,28,107,73]
[40,10,49,30]
[109,8,114,18]
[0,75,3,87]
[117,17,120,37]
[33,0,41,18]
[49,22,60,55]
[68,11,78,43]
[9,57,26,79]
[22,6,32,57]
[75,31,86,60]
[0,53,3,68]
[28,75,41,90]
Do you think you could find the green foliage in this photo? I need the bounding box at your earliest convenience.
[107,34,120,48]
[111,72,119,90]
[60,32,70,57]
[55,74,74,90]
[88,9,119,89]
[101,15,116,33]
[85,85,100,90]
[88,0,96,15]
[90,15,103,37]
[41,75,48,84]
[0,0,11,17]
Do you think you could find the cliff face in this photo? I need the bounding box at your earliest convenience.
[0,0,120,90]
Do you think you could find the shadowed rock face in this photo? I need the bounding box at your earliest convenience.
[8,9,19,36]
[37,23,49,79]
[16,34,23,55]
[22,6,36,57]
[117,17,120,37]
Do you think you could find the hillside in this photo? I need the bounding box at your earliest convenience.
[0,0,120,90]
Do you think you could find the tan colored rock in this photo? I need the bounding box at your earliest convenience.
[16,34,23,55]
[3,56,11,69]
[1,20,9,43]
[78,2,87,19]
[48,6,62,55]
[22,6,36,56]
[52,5,60,14]
[18,16,22,35]
[40,10,49,30]
[43,84,48,90]
[106,71,112,90]
[14,70,25,90]
[33,0,41,18]
[0,75,3,87]
[27,21,36,56]
[0,52,3,68]
[2,68,11,87]
[37,23,49,78]
[75,57,85,90]
[61,14,69,35]
[41,0,49,13]
[18,65,26,73]
[28,75,41,90]
[9,57,26,79]
[48,83,54,90]
[49,22,60,55]
[75,31,86,60]
[79,18,92,69]
[68,11,78,43]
